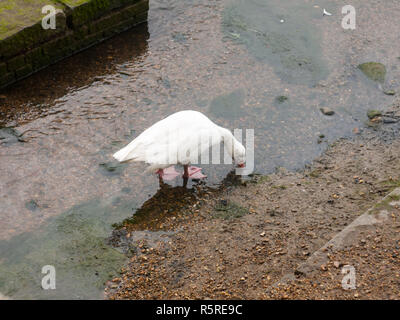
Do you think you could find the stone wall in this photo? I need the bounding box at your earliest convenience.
[0,0,149,89]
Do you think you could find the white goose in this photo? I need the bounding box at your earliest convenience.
[113,110,246,181]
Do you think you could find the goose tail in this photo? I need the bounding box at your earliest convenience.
[113,143,143,163]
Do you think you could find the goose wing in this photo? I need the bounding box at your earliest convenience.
[113,111,225,167]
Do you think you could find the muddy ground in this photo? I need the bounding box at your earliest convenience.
[104,99,400,300]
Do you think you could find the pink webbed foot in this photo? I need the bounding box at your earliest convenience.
[157,166,180,181]
[184,166,207,179]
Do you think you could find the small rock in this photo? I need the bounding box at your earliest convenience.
[333,261,340,268]
[382,117,398,124]
[320,107,335,116]
[367,109,382,119]
[383,90,396,96]
[320,264,327,271]
[25,200,39,212]
[276,95,288,103]
[260,232,266,237]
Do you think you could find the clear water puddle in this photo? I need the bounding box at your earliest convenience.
[1,0,400,298]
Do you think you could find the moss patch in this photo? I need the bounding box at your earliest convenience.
[276,95,289,103]
[358,62,386,83]
[367,109,382,119]
[370,193,400,215]
[0,197,134,299]
[213,200,249,220]
[0,0,65,40]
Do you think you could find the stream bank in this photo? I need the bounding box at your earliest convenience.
[106,98,400,300]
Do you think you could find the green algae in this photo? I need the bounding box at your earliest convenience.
[0,195,138,299]
[276,95,288,103]
[367,109,382,119]
[370,193,400,215]
[213,200,248,220]
[0,0,64,40]
[358,62,386,83]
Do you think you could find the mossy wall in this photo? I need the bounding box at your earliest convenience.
[0,0,148,89]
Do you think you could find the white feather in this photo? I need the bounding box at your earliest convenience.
[323,8,332,16]
[113,110,246,173]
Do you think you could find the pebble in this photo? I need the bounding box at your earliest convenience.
[320,107,335,116]
[383,90,396,96]
[367,110,382,119]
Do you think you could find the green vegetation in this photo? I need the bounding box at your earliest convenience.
[276,95,288,103]
[0,0,64,40]
[370,193,400,215]
[367,109,382,119]
[358,62,386,83]
[248,173,270,184]
[308,169,321,178]
[0,197,131,299]
[213,200,249,220]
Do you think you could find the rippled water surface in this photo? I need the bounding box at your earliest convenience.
[1,0,400,298]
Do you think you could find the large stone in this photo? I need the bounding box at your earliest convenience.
[358,62,386,83]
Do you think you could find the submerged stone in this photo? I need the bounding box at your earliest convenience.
[367,109,382,119]
[320,107,334,116]
[25,200,39,212]
[276,95,289,103]
[99,161,126,176]
[0,127,22,145]
[358,62,386,83]
[383,90,396,96]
